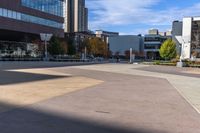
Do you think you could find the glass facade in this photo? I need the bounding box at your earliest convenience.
[0,8,63,29]
[21,0,64,17]
[144,36,167,50]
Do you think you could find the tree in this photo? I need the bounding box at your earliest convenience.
[66,38,76,55]
[60,40,68,55]
[159,39,177,60]
[124,50,130,59]
[85,37,108,57]
[48,36,63,55]
[80,38,89,53]
[48,36,71,55]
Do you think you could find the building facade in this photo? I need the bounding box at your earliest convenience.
[95,30,119,44]
[144,29,171,60]
[0,0,65,39]
[96,30,119,39]
[172,21,183,55]
[178,17,200,59]
[148,29,159,35]
[108,35,143,57]
[0,0,65,58]
[65,0,88,33]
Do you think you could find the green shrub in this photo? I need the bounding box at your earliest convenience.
[159,39,177,60]
[171,58,179,63]
[159,62,176,66]
[153,60,160,65]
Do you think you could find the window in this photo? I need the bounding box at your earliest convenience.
[7,10,12,18]
[21,0,64,17]
[0,8,3,16]
[12,11,17,19]
[0,7,63,29]
[3,9,7,17]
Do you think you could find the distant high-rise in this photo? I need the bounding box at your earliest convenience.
[172,21,183,55]
[83,7,88,32]
[65,0,88,33]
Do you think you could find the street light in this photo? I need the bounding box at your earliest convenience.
[84,46,87,60]
[130,48,133,63]
[40,33,53,61]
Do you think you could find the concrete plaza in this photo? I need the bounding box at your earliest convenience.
[0,62,200,133]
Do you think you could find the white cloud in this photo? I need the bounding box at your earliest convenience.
[87,0,160,28]
[86,0,200,34]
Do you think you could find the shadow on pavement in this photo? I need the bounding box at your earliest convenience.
[0,102,168,133]
[0,70,68,85]
[0,62,101,71]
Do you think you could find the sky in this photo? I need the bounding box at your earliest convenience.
[86,0,200,35]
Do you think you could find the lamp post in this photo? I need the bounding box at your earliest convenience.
[40,33,53,61]
[130,48,133,63]
[84,46,87,60]
[179,44,183,62]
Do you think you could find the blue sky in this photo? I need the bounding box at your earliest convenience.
[86,0,200,35]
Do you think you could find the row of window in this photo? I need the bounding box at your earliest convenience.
[21,0,64,17]
[144,44,161,49]
[0,8,63,29]
[144,37,167,42]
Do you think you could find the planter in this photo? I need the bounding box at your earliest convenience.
[176,62,186,67]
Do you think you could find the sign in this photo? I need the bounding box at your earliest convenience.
[40,33,53,41]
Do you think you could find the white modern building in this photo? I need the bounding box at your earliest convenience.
[95,30,119,44]
[96,30,119,38]
[176,17,200,59]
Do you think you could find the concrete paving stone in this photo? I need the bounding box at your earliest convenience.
[0,62,200,133]
[0,68,103,113]
[72,64,200,114]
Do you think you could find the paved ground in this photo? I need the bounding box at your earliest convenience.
[0,62,200,133]
[74,64,200,114]
[136,65,200,78]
